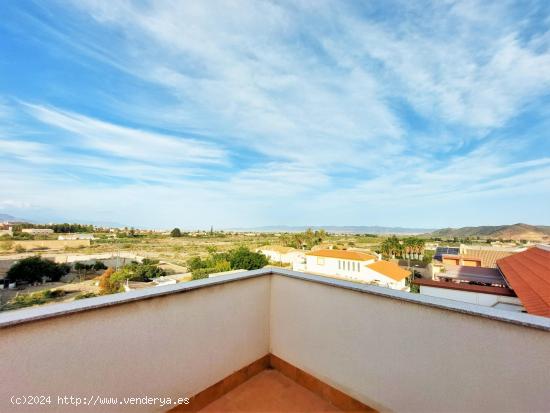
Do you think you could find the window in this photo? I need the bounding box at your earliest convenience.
[338,260,341,270]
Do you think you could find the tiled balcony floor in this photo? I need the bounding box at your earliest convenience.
[198,369,343,412]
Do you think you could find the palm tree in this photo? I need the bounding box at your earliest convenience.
[414,238,425,260]
[381,236,403,259]
[403,238,414,259]
[380,238,392,258]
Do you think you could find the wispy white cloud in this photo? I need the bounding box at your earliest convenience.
[23,103,226,165]
[0,0,549,227]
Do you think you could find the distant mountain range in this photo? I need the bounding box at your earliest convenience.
[228,225,436,235]
[0,213,123,228]
[428,223,550,241]
[2,213,548,240]
[0,213,31,223]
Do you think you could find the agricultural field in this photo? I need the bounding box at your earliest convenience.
[1,231,383,266]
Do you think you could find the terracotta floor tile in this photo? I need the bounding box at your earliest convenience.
[198,370,342,412]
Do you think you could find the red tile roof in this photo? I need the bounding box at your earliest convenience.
[413,278,516,297]
[306,249,376,261]
[367,260,411,281]
[461,248,515,268]
[496,246,550,317]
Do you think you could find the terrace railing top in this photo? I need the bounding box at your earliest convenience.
[1,268,549,331]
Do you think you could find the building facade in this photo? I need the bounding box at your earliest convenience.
[305,249,410,290]
[21,228,54,235]
[58,233,95,240]
[256,246,304,264]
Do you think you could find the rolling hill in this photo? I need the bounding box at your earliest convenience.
[229,225,435,234]
[428,223,550,241]
[0,213,31,223]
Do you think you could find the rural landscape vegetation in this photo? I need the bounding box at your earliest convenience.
[1,219,547,311]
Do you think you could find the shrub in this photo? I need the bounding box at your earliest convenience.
[1,289,66,311]
[170,228,182,237]
[191,259,232,280]
[92,261,107,271]
[226,247,268,270]
[7,256,70,283]
[192,268,213,280]
[74,292,98,300]
[14,244,26,253]
[98,268,117,294]
[187,256,207,271]
[98,261,166,295]
[0,241,14,251]
[188,247,267,276]
[43,289,66,299]
[121,260,165,280]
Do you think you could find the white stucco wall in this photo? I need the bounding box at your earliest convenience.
[0,277,271,412]
[305,255,375,278]
[1,271,548,413]
[305,256,404,289]
[360,266,407,289]
[269,274,550,413]
[259,250,303,264]
[419,285,523,308]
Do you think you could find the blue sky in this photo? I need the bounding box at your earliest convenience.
[1,0,549,229]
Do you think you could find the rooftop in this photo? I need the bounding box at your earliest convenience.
[366,260,411,281]
[497,245,550,317]
[436,265,506,285]
[306,249,376,261]
[413,278,517,297]
[1,268,549,412]
[460,247,517,268]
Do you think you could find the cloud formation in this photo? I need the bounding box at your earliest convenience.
[0,0,549,227]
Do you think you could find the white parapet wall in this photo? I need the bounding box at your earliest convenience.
[269,274,550,412]
[0,269,549,413]
[0,276,270,412]
[419,285,524,310]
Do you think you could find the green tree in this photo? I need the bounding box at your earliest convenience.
[171,228,182,237]
[119,260,166,281]
[93,261,107,271]
[187,256,207,271]
[422,250,434,265]
[189,247,267,279]
[227,247,268,270]
[281,228,327,249]
[380,236,403,259]
[74,262,94,276]
[7,256,70,283]
[403,238,415,259]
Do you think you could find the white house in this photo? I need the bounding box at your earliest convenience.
[58,234,95,240]
[256,245,305,265]
[21,228,54,235]
[413,279,525,313]
[0,226,13,237]
[305,249,411,290]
